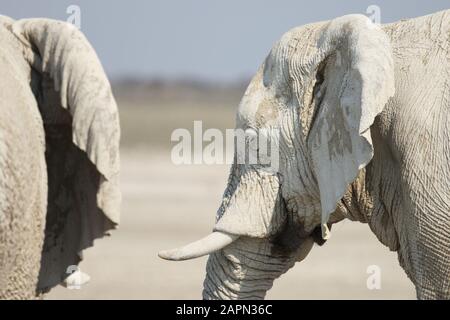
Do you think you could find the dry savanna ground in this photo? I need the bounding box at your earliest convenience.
[47,82,416,299]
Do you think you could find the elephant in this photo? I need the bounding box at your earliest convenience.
[0,16,120,299]
[160,10,450,299]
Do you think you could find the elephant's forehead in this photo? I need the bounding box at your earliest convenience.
[236,48,291,127]
[236,21,327,129]
[237,65,281,129]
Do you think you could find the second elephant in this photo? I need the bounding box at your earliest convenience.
[0,16,121,298]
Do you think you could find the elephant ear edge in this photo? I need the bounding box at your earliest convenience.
[11,19,120,185]
[11,18,121,290]
[306,15,395,238]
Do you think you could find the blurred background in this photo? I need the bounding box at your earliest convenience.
[2,0,448,299]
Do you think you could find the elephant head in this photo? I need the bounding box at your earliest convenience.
[159,14,394,299]
[0,16,121,292]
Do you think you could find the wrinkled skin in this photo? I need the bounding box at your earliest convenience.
[0,16,121,299]
[198,11,450,299]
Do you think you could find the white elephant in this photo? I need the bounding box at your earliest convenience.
[0,16,120,299]
[160,10,450,299]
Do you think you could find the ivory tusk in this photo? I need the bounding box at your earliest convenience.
[158,232,239,261]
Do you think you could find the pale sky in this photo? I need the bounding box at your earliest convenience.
[1,0,448,80]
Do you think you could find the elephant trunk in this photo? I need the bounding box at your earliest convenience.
[201,164,314,299]
[202,237,314,300]
[202,246,276,300]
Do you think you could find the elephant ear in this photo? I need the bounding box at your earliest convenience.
[11,19,121,291]
[306,15,394,238]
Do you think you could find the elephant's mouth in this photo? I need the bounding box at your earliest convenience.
[270,209,329,256]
